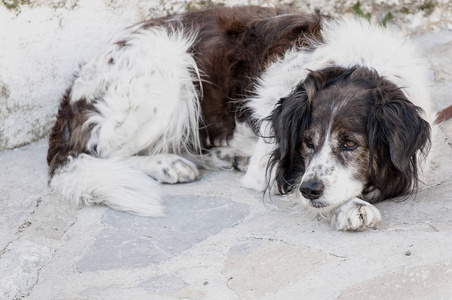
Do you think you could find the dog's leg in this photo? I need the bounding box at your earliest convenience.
[241,136,275,192]
[193,122,256,171]
[330,198,382,231]
[197,147,250,171]
[125,154,199,184]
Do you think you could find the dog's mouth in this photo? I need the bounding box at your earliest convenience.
[294,189,349,211]
[297,192,330,208]
[308,199,330,209]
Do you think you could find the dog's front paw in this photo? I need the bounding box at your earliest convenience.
[157,155,199,184]
[241,170,266,192]
[331,199,381,231]
[132,154,199,184]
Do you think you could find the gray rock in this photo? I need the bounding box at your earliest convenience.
[77,196,249,271]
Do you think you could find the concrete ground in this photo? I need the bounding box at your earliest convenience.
[1,30,452,300]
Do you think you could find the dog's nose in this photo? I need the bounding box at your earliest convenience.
[299,180,324,200]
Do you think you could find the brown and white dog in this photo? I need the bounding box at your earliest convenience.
[47,6,436,231]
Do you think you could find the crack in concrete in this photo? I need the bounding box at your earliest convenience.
[250,235,294,246]
[14,247,57,300]
[327,252,348,260]
[0,241,12,258]
[250,236,348,260]
[15,196,42,235]
[14,214,78,298]
[426,222,440,232]
[225,274,240,298]
[0,197,42,260]
[9,195,77,298]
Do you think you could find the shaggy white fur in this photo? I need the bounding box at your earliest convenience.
[74,25,203,157]
[51,25,202,216]
[51,154,164,216]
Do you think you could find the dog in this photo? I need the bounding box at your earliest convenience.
[47,5,435,231]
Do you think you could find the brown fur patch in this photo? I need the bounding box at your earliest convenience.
[190,6,322,147]
[47,88,96,176]
[435,104,452,124]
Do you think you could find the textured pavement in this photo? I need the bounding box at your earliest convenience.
[1,30,452,299]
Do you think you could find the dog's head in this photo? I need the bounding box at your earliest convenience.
[267,66,430,211]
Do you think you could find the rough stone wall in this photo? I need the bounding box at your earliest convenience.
[0,0,451,150]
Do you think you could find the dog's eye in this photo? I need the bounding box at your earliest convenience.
[304,138,315,149]
[342,140,358,151]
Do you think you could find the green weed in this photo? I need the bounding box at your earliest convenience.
[352,1,394,27]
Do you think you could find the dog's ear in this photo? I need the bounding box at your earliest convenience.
[266,82,312,194]
[367,86,431,200]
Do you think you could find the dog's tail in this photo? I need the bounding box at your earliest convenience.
[47,90,164,217]
[50,154,164,216]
